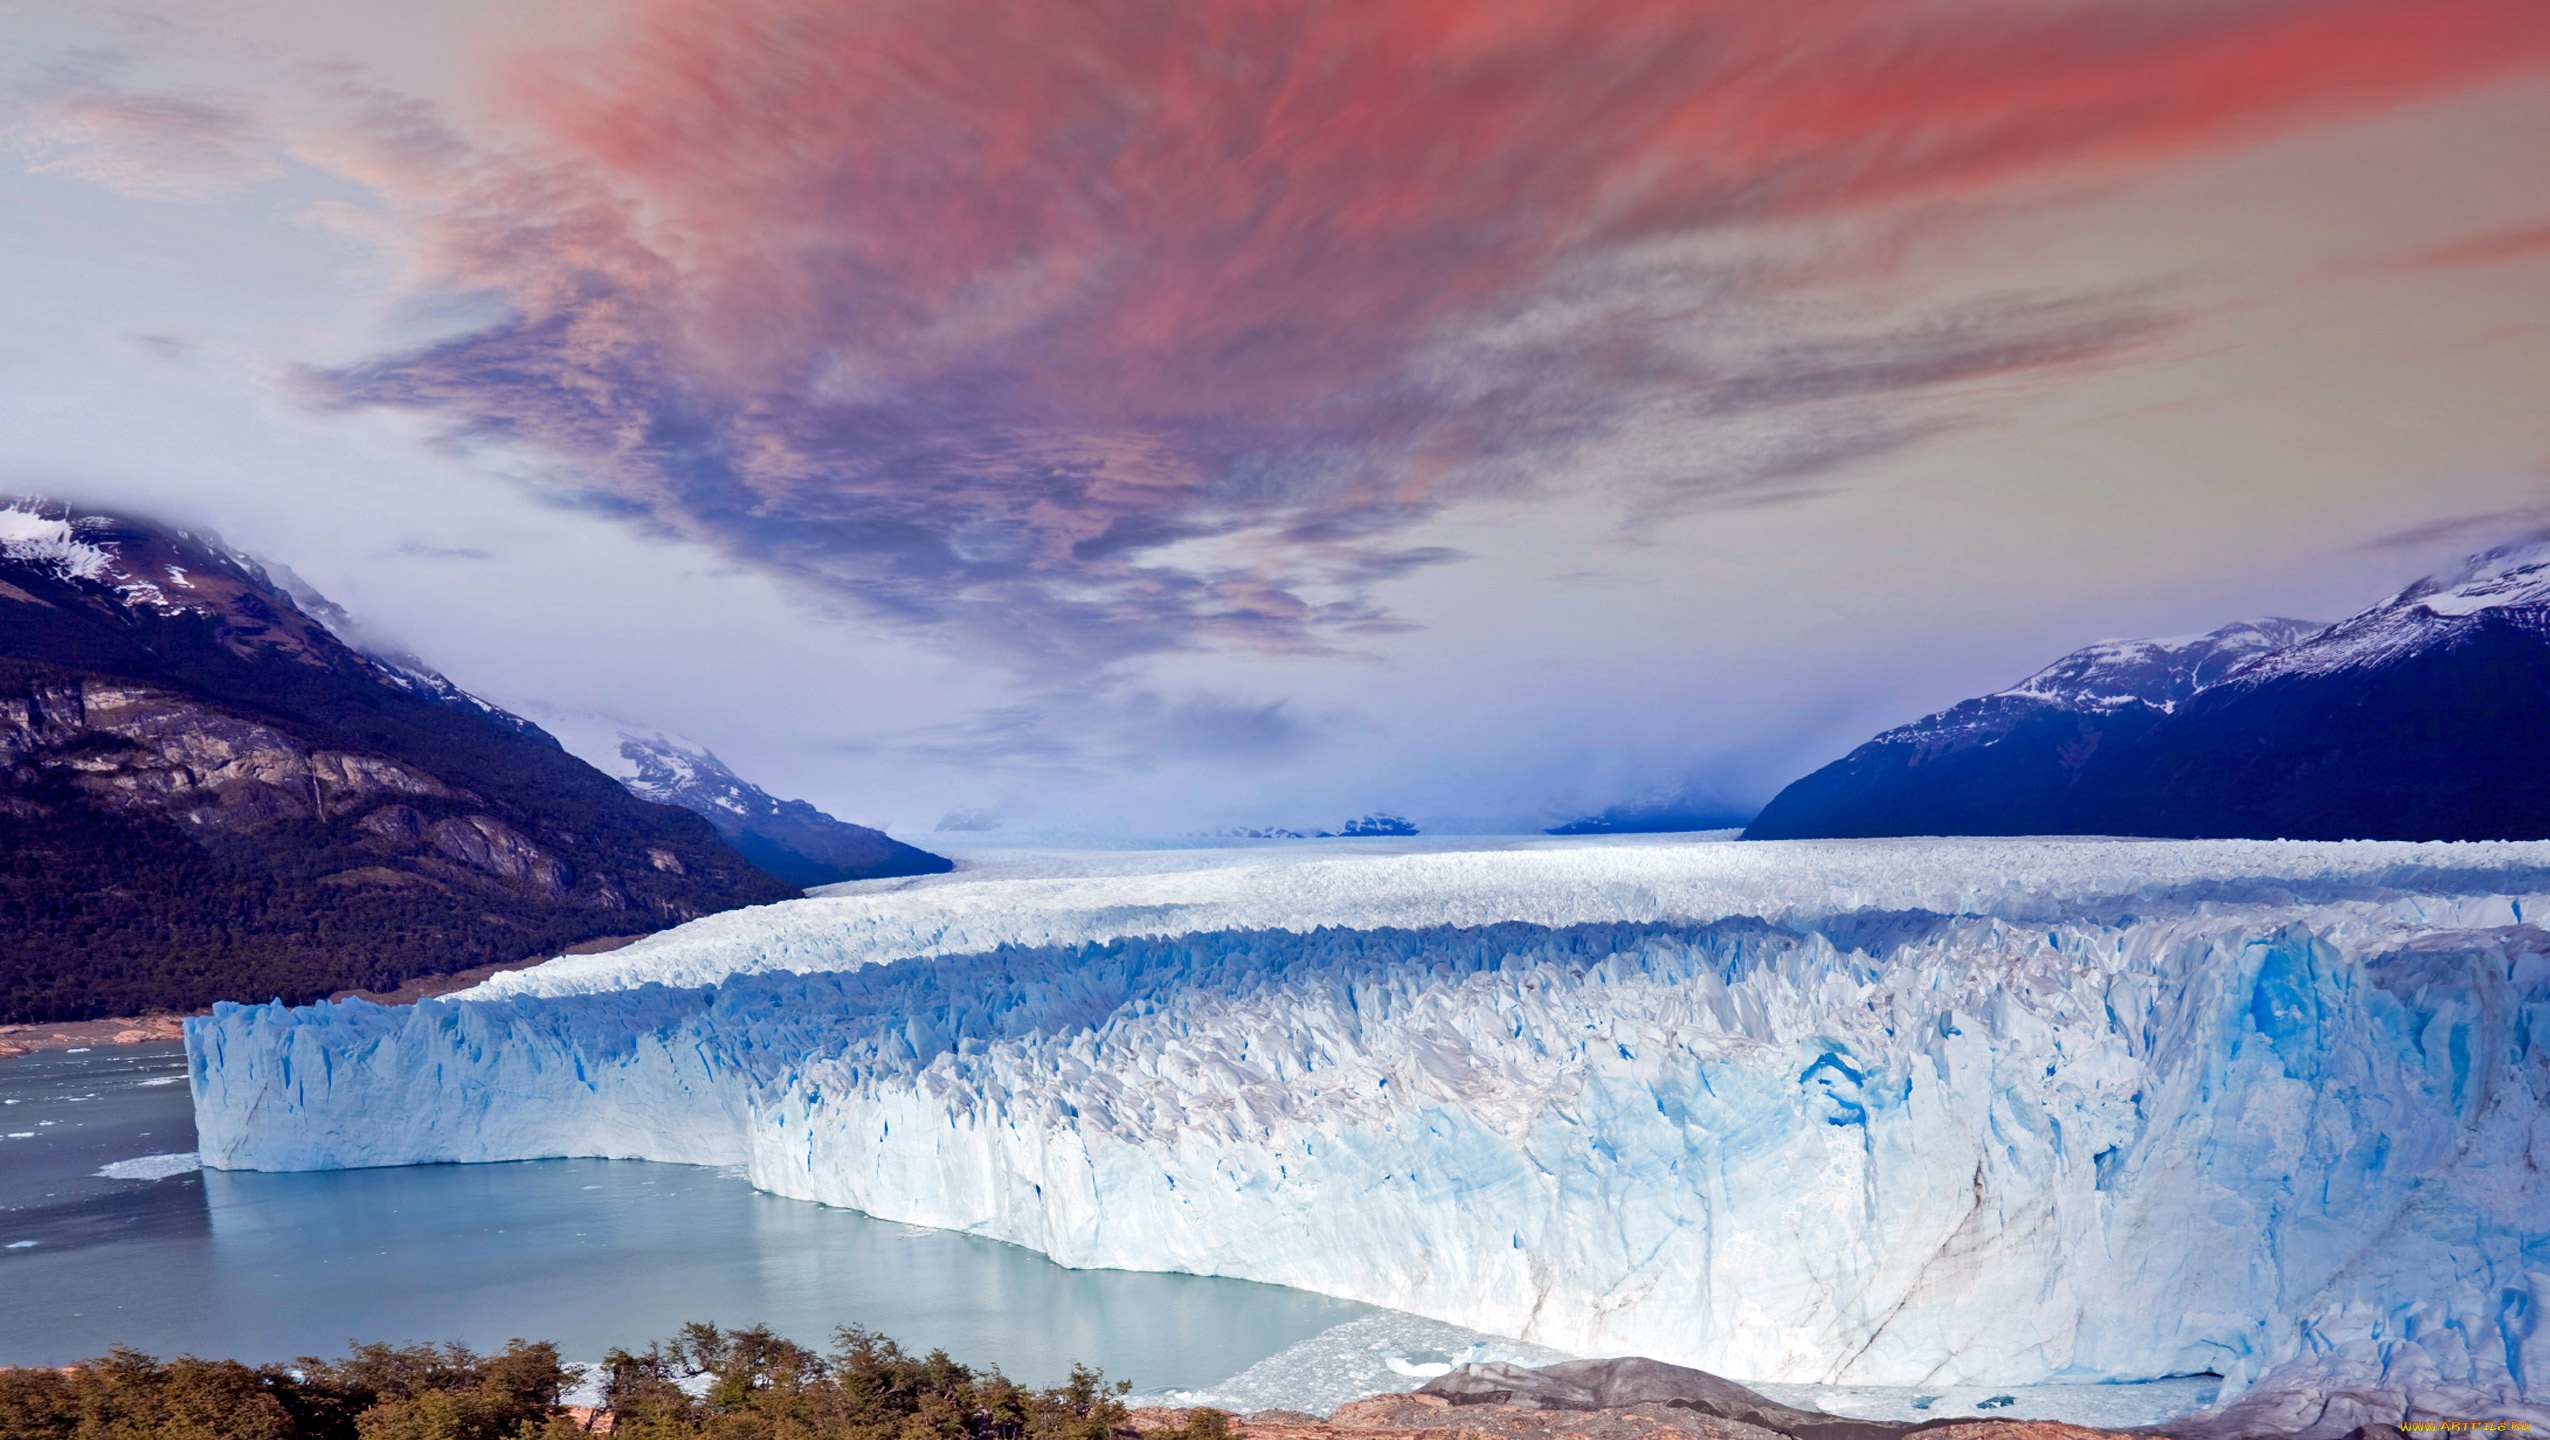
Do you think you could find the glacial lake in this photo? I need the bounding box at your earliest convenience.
[0,1041,1367,1386]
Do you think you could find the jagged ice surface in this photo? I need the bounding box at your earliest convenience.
[189,838,2550,1437]
[453,834,2550,999]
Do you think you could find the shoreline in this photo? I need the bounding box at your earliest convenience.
[0,1013,188,1059]
[0,934,646,1059]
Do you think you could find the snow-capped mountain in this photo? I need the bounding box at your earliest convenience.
[2077,541,2550,840]
[1998,617,2323,709]
[1868,616,2323,755]
[531,709,949,886]
[1751,538,2550,841]
[1745,617,2322,839]
[0,499,538,737]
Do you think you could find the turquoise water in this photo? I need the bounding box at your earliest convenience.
[0,1042,1366,1384]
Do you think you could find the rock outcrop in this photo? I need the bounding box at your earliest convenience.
[1131,1365,2160,1440]
[1417,1361,1900,1440]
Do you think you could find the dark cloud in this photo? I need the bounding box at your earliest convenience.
[1123,694,1321,762]
[2360,504,2550,552]
[885,685,1331,777]
[903,706,1092,770]
[1413,276,2174,528]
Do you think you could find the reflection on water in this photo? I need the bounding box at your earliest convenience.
[0,1043,1364,1386]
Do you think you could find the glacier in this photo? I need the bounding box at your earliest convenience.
[188,836,2550,1436]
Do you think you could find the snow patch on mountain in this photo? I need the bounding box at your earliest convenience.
[1,501,544,738]
[1861,539,2550,747]
[1995,617,2323,712]
[2228,540,2550,683]
[2,503,145,589]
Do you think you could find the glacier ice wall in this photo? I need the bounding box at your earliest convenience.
[190,841,2550,1435]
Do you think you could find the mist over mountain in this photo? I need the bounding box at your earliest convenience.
[0,501,796,1022]
[1547,785,1758,836]
[1749,542,2550,841]
[529,710,951,887]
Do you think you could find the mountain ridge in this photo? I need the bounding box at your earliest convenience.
[1748,541,2550,841]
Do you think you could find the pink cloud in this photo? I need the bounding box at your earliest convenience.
[2393,223,2550,270]
[317,0,2550,667]
[15,89,279,199]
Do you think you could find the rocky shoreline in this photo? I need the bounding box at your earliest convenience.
[1128,1394,2151,1440]
[1121,1359,2181,1440]
[1122,1356,2454,1440]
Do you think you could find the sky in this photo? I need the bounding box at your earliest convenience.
[4,0,2549,840]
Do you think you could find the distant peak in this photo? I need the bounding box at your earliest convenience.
[513,704,949,884]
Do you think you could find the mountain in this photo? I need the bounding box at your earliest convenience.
[531,712,950,887]
[1751,540,2550,841]
[1744,618,2321,839]
[0,500,797,1022]
[2078,543,2550,840]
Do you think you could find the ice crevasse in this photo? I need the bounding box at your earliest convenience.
[187,838,2550,1436]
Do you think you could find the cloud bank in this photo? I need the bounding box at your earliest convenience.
[306,0,2550,672]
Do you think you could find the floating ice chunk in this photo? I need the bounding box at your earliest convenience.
[97,1152,202,1181]
[1138,1313,1570,1415]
